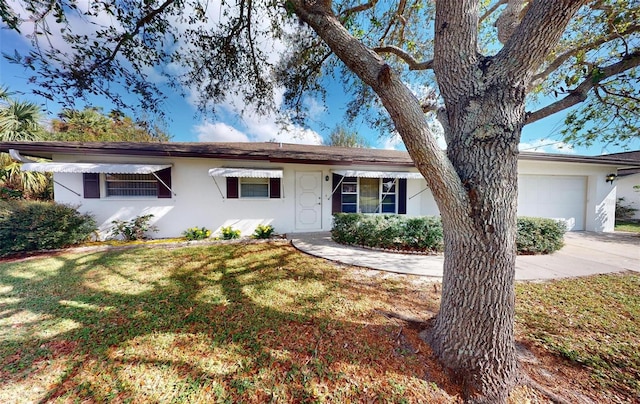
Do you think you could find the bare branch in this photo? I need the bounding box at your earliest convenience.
[479,0,508,25]
[373,45,433,70]
[340,0,378,18]
[525,50,640,125]
[530,24,640,87]
[493,0,587,83]
[378,0,407,44]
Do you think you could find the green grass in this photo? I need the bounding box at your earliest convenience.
[516,273,640,402]
[615,220,640,233]
[0,242,452,403]
[2,241,639,403]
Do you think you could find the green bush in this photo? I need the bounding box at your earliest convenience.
[615,198,638,222]
[516,217,566,254]
[252,224,275,239]
[110,214,158,241]
[221,226,241,240]
[183,226,211,241]
[332,213,444,253]
[0,200,97,257]
[332,213,565,255]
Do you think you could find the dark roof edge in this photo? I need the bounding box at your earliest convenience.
[1,141,639,168]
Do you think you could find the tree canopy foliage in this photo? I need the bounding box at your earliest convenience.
[48,108,171,142]
[0,88,50,199]
[326,125,370,147]
[1,0,638,147]
[0,87,45,141]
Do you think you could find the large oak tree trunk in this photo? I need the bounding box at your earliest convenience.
[290,1,583,402]
[428,86,524,402]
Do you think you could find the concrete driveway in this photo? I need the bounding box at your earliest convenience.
[290,231,639,281]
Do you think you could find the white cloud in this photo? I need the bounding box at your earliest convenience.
[194,117,323,145]
[195,122,249,142]
[519,139,575,154]
[378,133,404,150]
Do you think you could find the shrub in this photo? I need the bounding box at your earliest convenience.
[0,200,97,257]
[403,216,444,251]
[221,226,241,240]
[110,214,158,241]
[252,224,275,239]
[332,213,564,255]
[183,226,211,241]
[516,217,566,255]
[615,198,638,222]
[332,213,444,253]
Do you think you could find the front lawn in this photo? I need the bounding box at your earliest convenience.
[0,242,452,403]
[1,242,638,402]
[615,220,640,233]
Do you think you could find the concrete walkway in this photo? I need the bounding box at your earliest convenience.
[290,231,640,281]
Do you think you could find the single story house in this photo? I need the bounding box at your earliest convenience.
[1,141,638,238]
[602,150,640,220]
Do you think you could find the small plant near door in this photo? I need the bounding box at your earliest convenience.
[110,214,158,241]
[220,226,241,240]
[252,224,275,239]
[183,226,212,240]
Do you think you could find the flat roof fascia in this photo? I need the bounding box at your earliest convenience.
[1,141,638,169]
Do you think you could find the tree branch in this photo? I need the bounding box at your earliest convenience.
[479,0,508,25]
[340,0,378,18]
[373,45,433,70]
[433,0,479,103]
[377,0,407,44]
[493,0,587,82]
[89,0,178,71]
[289,0,467,210]
[525,50,640,125]
[530,24,640,88]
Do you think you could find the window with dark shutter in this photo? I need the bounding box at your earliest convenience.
[156,167,172,198]
[226,177,239,198]
[83,173,100,199]
[269,178,281,199]
[332,174,342,214]
[398,178,407,214]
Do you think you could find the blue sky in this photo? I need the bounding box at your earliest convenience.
[1,14,637,156]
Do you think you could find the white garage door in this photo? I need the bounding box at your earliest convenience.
[518,175,587,231]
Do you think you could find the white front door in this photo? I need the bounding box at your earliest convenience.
[295,171,322,230]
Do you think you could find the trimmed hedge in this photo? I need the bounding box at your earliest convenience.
[332,213,444,253]
[516,216,566,255]
[332,213,565,255]
[0,200,97,257]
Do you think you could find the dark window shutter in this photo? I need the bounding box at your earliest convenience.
[269,178,281,199]
[398,178,407,214]
[83,173,100,199]
[332,174,342,214]
[226,177,239,198]
[156,167,172,198]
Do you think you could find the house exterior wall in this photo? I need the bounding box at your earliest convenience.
[50,153,619,239]
[518,160,617,232]
[616,173,640,220]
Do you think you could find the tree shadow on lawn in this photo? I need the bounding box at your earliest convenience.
[0,242,460,402]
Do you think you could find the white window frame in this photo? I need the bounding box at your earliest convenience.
[103,173,158,198]
[239,177,270,198]
[341,177,398,214]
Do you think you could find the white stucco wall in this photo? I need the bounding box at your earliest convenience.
[518,160,617,232]
[616,173,640,220]
[410,160,618,232]
[50,153,621,238]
